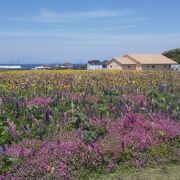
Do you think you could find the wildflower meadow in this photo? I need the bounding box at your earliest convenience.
[0,70,180,179]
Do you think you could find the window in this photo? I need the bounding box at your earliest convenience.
[164,65,166,68]
[110,65,112,68]
[152,65,155,68]
[169,65,171,68]
[147,65,149,68]
[128,65,131,68]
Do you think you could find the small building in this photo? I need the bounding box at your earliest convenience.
[171,64,180,71]
[87,60,103,70]
[107,54,177,70]
[87,60,108,70]
[32,66,51,70]
[102,60,108,69]
[63,63,74,69]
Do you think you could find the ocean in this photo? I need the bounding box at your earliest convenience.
[0,64,59,70]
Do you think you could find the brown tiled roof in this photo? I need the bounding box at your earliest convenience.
[125,54,177,65]
[111,57,136,65]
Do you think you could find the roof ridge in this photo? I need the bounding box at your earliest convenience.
[125,54,177,64]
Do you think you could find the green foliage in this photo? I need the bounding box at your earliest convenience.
[0,71,180,178]
[0,125,10,145]
[0,118,11,145]
[163,48,180,64]
[96,104,110,118]
[92,165,180,180]
[148,143,176,158]
[119,148,134,162]
[104,89,122,96]
[71,111,87,129]
[147,89,180,114]
[70,110,107,142]
[0,155,14,174]
[83,126,107,142]
[84,131,97,142]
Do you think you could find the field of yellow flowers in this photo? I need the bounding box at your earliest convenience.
[0,70,180,179]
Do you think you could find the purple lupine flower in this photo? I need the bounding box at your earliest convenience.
[118,100,127,114]
[120,141,125,151]
[135,159,143,167]
[107,162,116,172]
[90,142,101,156]
[0,175,5,180]
[44,108,53,124]
[0,146,4,155]
[6,118,19,139]
[0,97,3,105]
[16,100,19,112]
[60,109,65,125]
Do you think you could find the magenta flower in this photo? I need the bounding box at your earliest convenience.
[129,95,147,106]
[5,139,41,158]
[26,97,52,106]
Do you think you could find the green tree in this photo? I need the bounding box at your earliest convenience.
[163,48,180,64]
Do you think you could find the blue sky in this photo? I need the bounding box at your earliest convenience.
[0,0,180,64]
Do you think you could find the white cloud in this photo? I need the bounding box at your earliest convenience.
[2,9,141,23]
[40,9,128,19]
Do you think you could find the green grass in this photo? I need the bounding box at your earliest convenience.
[88,165,180,180]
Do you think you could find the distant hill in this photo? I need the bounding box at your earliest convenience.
[163,48,180,64]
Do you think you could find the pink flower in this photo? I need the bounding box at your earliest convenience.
[69,92,83,102]
[5,140,41,158]
[85,95,99,104]
[130,95,147,106]
[135,159,143,167]
[26,97,52,106]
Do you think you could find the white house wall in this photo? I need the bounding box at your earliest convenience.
[107,61,122,70]
[87,64,103,70]
[171,65,180,71]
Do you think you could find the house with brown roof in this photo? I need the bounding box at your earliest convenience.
[107,54,177,70]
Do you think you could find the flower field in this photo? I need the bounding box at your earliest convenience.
[0,70,180,179]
